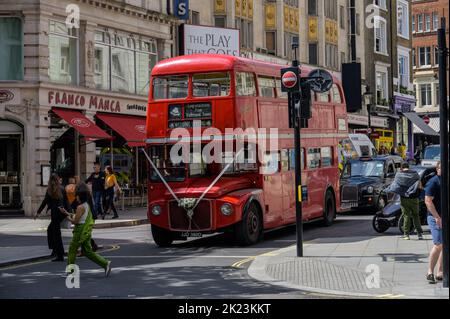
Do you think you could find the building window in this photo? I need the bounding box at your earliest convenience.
[434,46,439,65]
[419,46,431,66]
[398,54,409,89]
[266,31,276,55]
[433,12,439,30]
[376,71,388,105]
[397,1,409,39]
[374,0,387,10]
[309,43,318,65]
[356,13,360,35]
[420,84,432,106]
[325,0,338,20]
[425,14,431,32]
[94,30,157,95]
[49,20,78,85]
[412,48,416,67]
[190,11,200,25]
[418,14,423,32]
[237,19,253,49]
[214,16,226,28]
[308,0,317,16]
[0,17,23,81]
[435,84,440,106]
[325,43,338,70]
[284,33,298,61]
[375,18,387,54]
[340,6,345,29]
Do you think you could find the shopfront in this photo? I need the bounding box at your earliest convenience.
[393,93,417,160]
[40,86,148,187]
[0,120,23,212]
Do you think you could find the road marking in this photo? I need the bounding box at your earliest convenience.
[0,245,120,271]
[103,255,254,259]
[230,243,311,269]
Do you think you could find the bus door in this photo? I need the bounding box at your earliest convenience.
[261,152,283,226]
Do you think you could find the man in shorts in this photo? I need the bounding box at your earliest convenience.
[425,161,443,284]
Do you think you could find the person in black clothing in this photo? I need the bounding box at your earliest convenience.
[34,173,69,261]
[85,162,105,219]
[414,146,422,165]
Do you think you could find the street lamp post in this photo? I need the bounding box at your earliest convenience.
[364,86,373,137]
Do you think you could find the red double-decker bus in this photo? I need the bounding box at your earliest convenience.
[145,54,348,246]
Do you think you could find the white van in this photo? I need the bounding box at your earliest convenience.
[341,134,377,159]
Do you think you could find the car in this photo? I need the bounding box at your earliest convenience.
[421,145,440,167]
[372,166,437,233]
[340,155,404,212]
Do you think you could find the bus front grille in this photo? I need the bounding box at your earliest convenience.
[168,200,212,231]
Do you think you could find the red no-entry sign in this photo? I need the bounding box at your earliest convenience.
[282,71,298,89]
[423,116,430,125]
[281,67,300,92]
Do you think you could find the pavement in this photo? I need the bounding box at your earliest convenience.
[248,229,449,299]
[0,207,148,267]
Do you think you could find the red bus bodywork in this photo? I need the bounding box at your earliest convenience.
[146,54,348,245]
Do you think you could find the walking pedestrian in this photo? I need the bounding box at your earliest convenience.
[414,147,422,165]
[34,173,69,261]
[385,163,423,240]
[425,161,443,284]
[65,177,77,207]
[85,163,105,219]
[59,183,111,277]
[104,166,121,219]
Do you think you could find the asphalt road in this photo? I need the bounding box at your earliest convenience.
[0,213,382,299]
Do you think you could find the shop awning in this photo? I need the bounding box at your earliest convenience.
[413,117,440,134]
[402,112,439,136]
[52,108,112,141]
[96,113,146,147]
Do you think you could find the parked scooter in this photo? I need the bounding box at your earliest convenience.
[372,166,436,234]
[372,193,428,233]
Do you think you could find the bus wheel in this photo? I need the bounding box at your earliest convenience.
[235,202,262,246]
[322,191,336,227]
[151,224,174,247]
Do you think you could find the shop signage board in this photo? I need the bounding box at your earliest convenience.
[39,88,148,116]
[181,24,240,56]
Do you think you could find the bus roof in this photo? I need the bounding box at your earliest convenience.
[151,54,341,83]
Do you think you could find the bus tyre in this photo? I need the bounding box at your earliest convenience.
[235,202,262,246]
[151,224,174,247]
[322,191,336,227]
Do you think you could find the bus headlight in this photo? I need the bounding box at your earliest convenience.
[367,186,374,194]
[220,203,233,216]
[152,205,162,216]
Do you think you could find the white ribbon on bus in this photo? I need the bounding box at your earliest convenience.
[140,148,244,230]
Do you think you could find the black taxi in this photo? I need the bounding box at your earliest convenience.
[340,155,404,211]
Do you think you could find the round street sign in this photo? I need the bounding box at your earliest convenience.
[282,71,298,89]
[423,116,430,125]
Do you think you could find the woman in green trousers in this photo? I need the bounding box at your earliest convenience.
[60,183,112,277]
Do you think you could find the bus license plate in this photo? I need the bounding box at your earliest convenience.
[181,232,203,238]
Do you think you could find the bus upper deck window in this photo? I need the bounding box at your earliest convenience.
[193,72,230,97]
[258,77,276,98]
[236,72,256,96]
[153,75,188,100]
[332,84,342,103]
